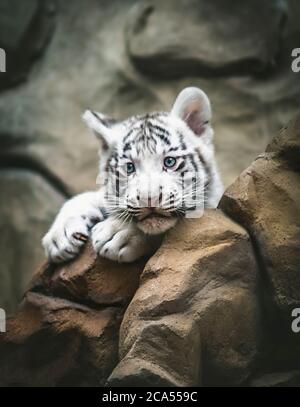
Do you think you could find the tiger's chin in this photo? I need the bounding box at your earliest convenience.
[136,214,178,235]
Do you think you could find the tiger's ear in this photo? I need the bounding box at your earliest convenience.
[82,110,118,150]
[171,87,211,136]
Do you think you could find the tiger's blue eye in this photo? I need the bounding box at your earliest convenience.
[164,156,177,168]
[126,162,135,174]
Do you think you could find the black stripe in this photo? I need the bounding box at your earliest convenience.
[168,146,179,152]
[123,142,132,152]
[123,128,135,143]
[152,132,171,145]
[196,148,210,174]
[175,161,185,172]
[178,132,187,150]
[196,147,212,202]
[91,111,117,127]
[149,124,171,137]
[115,170,120,197]
[188,153,198,172]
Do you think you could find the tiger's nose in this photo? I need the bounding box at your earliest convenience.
[148,196,160,207]
[138,195,160,208]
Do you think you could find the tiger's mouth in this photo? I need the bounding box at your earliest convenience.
[135,209,178,235]
[138,212,172,221]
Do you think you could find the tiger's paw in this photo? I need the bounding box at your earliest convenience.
[91,217,150,263]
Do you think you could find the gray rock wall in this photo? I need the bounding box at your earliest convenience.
[0,0,300,312]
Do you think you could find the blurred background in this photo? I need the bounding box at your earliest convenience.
[0,0,299,313]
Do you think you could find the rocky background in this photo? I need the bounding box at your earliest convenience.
[0,0,299,316]
[0,114,299,386]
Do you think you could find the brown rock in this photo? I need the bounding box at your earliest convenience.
[0,244,147,386]
[250,370,300,387]
[220,113,300,316]
[108,211,261,386]
[220,113,300,369]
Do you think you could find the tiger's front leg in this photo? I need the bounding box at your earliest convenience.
[42,191,106,263]
[91,217,161,263]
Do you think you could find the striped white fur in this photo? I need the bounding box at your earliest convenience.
[43,88,223,263]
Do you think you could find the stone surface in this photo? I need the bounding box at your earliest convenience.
[126,0,285,78]
[0,0,56,89]
[0,212,261,387]
[250,370,300,387]
[0,170,65,314]
[0,244,147,386]
[108,211,261,386]
[220,113,300,370]
[220,114,300,317]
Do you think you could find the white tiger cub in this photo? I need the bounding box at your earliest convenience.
[42,87,224,263]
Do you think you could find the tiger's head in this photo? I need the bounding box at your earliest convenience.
[83,87,218,235]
